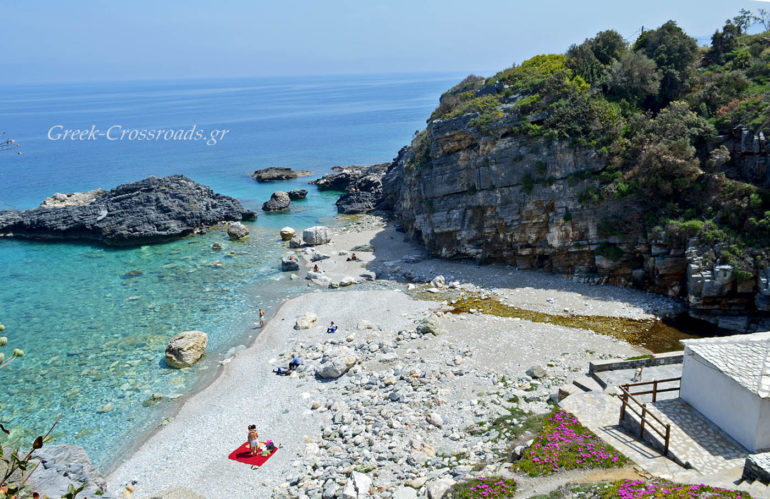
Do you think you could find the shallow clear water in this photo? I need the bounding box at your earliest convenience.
[0,73,462,471]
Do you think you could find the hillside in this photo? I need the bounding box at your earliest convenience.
[380,13,770,331]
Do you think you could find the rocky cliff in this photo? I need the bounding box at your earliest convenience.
[0,175,256,247]
[378,110,770,331]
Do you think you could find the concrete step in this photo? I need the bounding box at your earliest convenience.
[572,375,604,393]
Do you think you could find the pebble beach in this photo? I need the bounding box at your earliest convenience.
[106,215,680,498]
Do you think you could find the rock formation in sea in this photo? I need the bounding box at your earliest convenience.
[251,167,312,182]
[262,191,291,212]
[0,175,255,247]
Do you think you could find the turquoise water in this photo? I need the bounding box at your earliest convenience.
[0,73,461,471]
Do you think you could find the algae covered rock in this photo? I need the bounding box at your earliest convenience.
[165,330,208,368]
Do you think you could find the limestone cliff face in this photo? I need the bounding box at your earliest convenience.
[382,113,770,331]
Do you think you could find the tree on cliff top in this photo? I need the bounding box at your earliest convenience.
[633,21,698,108]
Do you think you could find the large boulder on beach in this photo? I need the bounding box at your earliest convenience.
[317,346,357,379]
[262,191,291,212]
[280,227,296,240]
[288,189,307,200]
[227,222,249,240]
[303,226,331,246]
[165,330,208,368]
[295,313,318,330]
[251,167,311,182]
[0,175,252,247]
[416,316,443,336]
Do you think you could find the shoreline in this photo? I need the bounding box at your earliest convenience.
[105,215,691,498]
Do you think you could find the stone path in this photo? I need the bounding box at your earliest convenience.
[649,398,747,475]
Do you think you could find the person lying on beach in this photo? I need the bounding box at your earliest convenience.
[326,321,337,333]
[247,425,259,456]
[346,253,358,262]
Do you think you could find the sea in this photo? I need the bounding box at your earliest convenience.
[0,73,463,472]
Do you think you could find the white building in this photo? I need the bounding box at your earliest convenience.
[680,332,770,452]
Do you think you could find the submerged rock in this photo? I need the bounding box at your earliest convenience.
[0,175,251,247]
[262,191,291,212]
[251,167,311,182]
[288,189,308,200]
[165,330,208,368]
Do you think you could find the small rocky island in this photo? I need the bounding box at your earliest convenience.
[0,175,256,247]
[251,167,312,182]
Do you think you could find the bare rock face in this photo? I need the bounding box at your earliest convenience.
[227,222,249,240]
[378,107,770,331]
[27,445,111,498]
[165,330,208,368]
[39,189,107,208]
[0,175,252,247]
[334,164,389,214]
[251,167,312,182]
[262,191,291,212]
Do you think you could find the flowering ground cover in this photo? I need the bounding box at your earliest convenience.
[603,479,750,498]
[515,408,628,475]
[448,476,517,498]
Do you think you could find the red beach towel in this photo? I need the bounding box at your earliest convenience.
[228,442,278,467]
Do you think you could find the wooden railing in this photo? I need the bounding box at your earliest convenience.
[618,377,681,457]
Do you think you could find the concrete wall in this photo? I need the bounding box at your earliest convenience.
[756,399,770,451]
[680,347,759,452]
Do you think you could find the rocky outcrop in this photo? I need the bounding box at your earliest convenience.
[379,103,770,331]
[165,330,208,368]
[288,189,308,200]
[262,191,291,212]
[27,445,111,498]
[335,164,389,214]
[39,189,107,208]
[251,167,312,182]
[0,175,253,247]
[311,166,368,190]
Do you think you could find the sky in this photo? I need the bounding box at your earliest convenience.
[3,0,770,84]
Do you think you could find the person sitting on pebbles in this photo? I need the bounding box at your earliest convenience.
[288,354,301,372]
[326,321,338,333]
[313,264,320,272]
[247,424,259,456]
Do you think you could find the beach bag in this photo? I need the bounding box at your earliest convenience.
[265,441,276,452]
